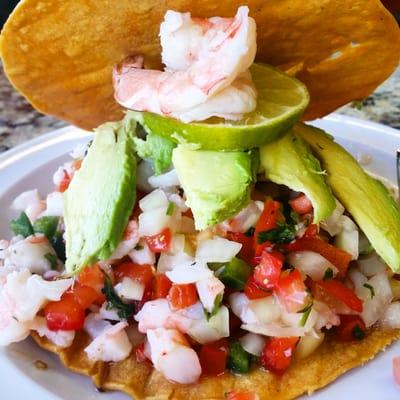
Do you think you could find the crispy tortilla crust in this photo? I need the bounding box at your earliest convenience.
[1,0,399,129]
[32,328,400,399]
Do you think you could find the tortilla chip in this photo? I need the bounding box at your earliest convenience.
[1,0,399,129]
[32,328,400,399]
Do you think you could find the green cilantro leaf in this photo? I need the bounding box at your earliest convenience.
[10,212,34,237]
[102,275,134,319]
[33,216,59,240]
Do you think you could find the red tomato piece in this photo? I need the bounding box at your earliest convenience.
[114,262,154,287]
[44,295,85,331]
[274,269,309,313]
[336,315,366,341]
[253,251,284,290]
[69,283,99,309]
[134,284,154,314]
[227,231,256,266]
[261,337,299,375]
[314,280,363,313]
[58,170,71,193]
[229,310,243,333]
[285,237,352,275]
[244,276,272,300]
[78,264,105,293]
[168,283,198,310]
[199,340,228,376]
[289,194,313,215]
[303,223,319,238]
[153,274,172,299]
[225,390,259,400]
[254,200,281,257]
[145,228,172,253]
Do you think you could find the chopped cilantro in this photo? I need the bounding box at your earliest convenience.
[299,303,313,327]
[323,268,334,280]
[10,212,34,237]
[102,275,134,319]
[44,253,58,270]
[257,222,295,244]
[352,325,365,340]
[205,293,223,321]
[33,216,59,240]
[244,227,255,237]
[363,283,375,298]
[166,201,175,216]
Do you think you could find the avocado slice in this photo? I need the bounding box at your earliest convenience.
[260,131,336,223]
[295,123,400,272]
[64,116,137,273]
[172,146,254,230]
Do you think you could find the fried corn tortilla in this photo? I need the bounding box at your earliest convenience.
[0,0,399,129]
[32,328,400,399]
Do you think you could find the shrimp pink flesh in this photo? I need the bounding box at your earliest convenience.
[113,6,257,122]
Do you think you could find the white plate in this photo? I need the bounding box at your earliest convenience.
[0,114,399,400]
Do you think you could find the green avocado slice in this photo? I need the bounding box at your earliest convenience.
[172,146,254,230]
[64,116,137,273]
[260,131,336,223]
[295,122,400,272]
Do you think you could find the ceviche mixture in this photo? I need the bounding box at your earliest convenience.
[1,6,400,394]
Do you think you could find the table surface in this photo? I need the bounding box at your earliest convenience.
[0,65,399,153]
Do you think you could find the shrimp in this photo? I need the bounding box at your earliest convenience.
[146,328,201,384]
[113,6,257,122]
[108,220,139,260]
[84,320,132,362]
[12,189,46,222]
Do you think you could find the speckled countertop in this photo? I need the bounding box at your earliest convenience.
[0,64,399,153]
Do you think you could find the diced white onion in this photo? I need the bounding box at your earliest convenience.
[348,267,368,289]
[287,251,337,281]
[136,160,155,193]
[138,208,174,236]
[320,199,345,236]
[149,169,180,188]
[41,191,64,217]
[358,272,393,327]
[114,277,145,301]
[358,254,387,277]
[195,237,241,263]
[239,333,266,356]
[334,216,359,260]
[139,189,169,212]
[247,297,281,325]
[166,261,212,284]
[295,333,325,360]
[224,201,263,233]
[380,302,400,329]
[129,240,156,265]
[157,251,194,274]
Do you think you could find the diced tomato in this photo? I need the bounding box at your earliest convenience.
[244,275,272,299]
[336,315,366,341]
[274,269,309,313]
[78,264,105,293]
[314,279,363,313]
[145,228,172,253]
[303,223,319,238]
[199,339,229,376]
[285,237,352,275]
[289,194,313,215]
[183,208,194,219]
[153,274,172,299]
[68,283,99,309]
[261,337,299,375]
[77,264,106,304]
[57,169,71,193]
[226,232,255,266]
[225,390,259,400]
[253,251,284,290]
[44,295,85,331]
[135,343,149,363]
[168,283,198,310]
[134,284,154,314]
[114,262,154,287]
[254,200,281,257]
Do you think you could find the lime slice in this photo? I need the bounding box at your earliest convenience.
[135,63,309,150]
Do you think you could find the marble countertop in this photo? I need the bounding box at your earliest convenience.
[0,65,399,153]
